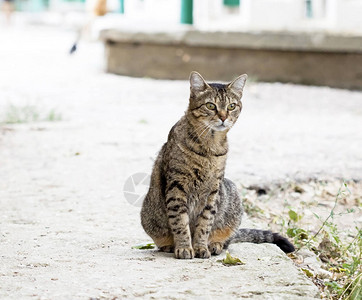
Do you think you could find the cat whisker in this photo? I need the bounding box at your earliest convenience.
[197,123,211,139]
[187,123,211,151]
[192,124,211,148]
[187,123,206,140]
[188,123,209,147]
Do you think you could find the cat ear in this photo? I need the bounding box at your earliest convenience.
[190,71,209,94]
[228,74,248,98]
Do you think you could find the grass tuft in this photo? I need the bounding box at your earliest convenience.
[1,104,62,124]
[242,179,361,300]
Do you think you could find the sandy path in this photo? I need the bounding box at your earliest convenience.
[0,25,361,299]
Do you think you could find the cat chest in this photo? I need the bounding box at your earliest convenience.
[186,175,220,228]
[186,157,226,200]
[166,154,226,200]
[190,156,226,182]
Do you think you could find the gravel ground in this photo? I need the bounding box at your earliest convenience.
[0,25,361,299]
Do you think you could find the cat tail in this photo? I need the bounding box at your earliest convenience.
[228,228,295,253]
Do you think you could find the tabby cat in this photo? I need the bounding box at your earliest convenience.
[140,71,295,259]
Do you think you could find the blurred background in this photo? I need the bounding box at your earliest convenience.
[1,1,362,299]
[1,0,362,88]
[3,0,362,32]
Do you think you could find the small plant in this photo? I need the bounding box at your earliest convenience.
[242,194,264,219]
[46,109,62,122]
[284,182,361,300]
[132,242,155,250]
[2,104,40,124]
[218,251,245,266]
[285,209,311,248]
[0,104,62,124]
[252,180,361,299]
[138,119,148,124]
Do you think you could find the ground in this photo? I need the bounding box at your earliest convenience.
[0,24,361,299]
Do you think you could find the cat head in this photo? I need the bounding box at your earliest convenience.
[188,71,247,132]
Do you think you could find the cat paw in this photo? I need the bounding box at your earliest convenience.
[159,245,174,253]
[209,242,223,255]
[175,247,194,259]
[194,246,211,259]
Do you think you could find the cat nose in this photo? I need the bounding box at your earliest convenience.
[219,113,227,122]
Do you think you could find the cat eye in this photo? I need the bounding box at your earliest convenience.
[206,102,216,110]
[227,103,236,111]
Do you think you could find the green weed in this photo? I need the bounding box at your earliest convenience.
[218,251,245,266]
[283,182,361,299]
[46,109,62,122]
[245,180,361,299]
[132,242,155,250]
[1,104,62,124]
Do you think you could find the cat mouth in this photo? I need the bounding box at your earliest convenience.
[213,124,229,131]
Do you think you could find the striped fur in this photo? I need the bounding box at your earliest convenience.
[140,72,294,259]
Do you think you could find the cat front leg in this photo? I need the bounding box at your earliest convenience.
[166,192,194,259]
[193,190,218,259]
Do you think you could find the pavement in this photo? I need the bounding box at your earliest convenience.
[0,23,361,299]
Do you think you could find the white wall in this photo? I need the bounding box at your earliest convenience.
[48,0,362,34]
[163,0,362,33]
[241,0,305,30]
[325,0,362,33]
[125,0,179,23]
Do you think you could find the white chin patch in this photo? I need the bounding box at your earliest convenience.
[213,125,229,131]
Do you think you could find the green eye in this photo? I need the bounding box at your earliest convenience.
[206,102,216,110]
[227,103,236,111]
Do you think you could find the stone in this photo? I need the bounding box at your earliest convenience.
[101,28,362,89]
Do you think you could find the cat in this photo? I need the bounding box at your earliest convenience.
[140,71,295,259]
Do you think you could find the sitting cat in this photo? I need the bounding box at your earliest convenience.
[141,71,295,259]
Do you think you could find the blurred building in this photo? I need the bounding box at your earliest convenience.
[11,0,362,88]
[123,0,362,34]
[98,0,362,89]
[12,0,362,34]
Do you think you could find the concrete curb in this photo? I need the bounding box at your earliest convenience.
[101,29,362,53]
